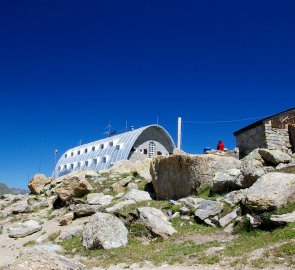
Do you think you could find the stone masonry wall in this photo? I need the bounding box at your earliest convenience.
[236,124,267,158]
[264,120,292,154]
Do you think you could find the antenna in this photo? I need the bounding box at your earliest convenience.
[125,120,128,131]
[157,116,159,125]
[104,120,116,137]
[177,117,182,149]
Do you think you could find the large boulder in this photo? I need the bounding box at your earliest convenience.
[74,204,100,218]
[122,189,152,203]
[133,158,153,180]
[258,149,292,166]
[240,159,266,187]
[194,200,224,221]
[54,171,93,202]
[137,207,177,238]
[28,174,47,194]
[87,193,114,206]
[212,169,243,193]
[82,212,128,250]
[151,154,241,200]
[270,211,295,224]
[243,172,295,211]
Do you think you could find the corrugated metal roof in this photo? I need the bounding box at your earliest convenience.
[53,125,175,177]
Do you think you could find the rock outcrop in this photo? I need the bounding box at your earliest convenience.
[8,220,42,238]
[258,149,292,166]
[83,212,128,250]
[151,154,241,199]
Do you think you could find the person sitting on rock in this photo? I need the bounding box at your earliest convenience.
[217,140,225,151]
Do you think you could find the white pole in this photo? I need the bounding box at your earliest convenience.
[177,117,182,149]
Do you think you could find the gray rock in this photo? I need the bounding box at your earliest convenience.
[112,176,133,189]
[74,204,100,218]
[5,246,86,270]
[223,190,246,206]
[57,226,83,242]
[194,200,224,221]
[243,172,295,211]
[8,220,42,238]
[59,212,74,226]
[127,183,138,190]
[242,149,265,165]
[0,224,3,234]
[212,169,243,193]
[12,203,30,214]
[105,200,136,213]
[246,214,261,228]
[240,159,266,187]
[219,209,239,227]
[179,206,190,215]
[137,207,177,238]
[179,196,206,209]
[122,189,152,203]
[270,211,295,224]
[151,154,241,200]
[258,149,292,165]
[83,212,128,250]
[87,193,114,206]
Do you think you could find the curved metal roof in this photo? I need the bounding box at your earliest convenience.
[53,125,175,177]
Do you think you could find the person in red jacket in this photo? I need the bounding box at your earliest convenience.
[217,140,225,151]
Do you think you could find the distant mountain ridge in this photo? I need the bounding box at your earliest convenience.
[0,183,27,195]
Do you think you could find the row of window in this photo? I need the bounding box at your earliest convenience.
[58,157,107,171]
[64,142,120,159]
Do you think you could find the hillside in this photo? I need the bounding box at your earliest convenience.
[0,183,27,196]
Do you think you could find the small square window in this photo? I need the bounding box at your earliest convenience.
[58,166,61,171]
[109,142,113,147]
[78,162,81,167]
[85,161,89,167]
[64,165,67,169]
[116,145,120,150]
[102,156,107,163]
[84,149,88,153]
[78,151,81,155]
[100,144,104,149]
[143,149,147,155]
[65,154,67,158]
[93,158,98,165]
[71,152,74,157]
[71,164,74,169]
[92,146,95,151]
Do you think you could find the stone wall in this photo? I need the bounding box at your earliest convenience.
[236,124,267,158]
[265,120,292,154]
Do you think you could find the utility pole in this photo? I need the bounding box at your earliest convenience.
[177,117,182,149]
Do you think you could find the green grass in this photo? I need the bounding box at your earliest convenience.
[49,231,60,242]
[23,240,36,247]
[277,202,295,215]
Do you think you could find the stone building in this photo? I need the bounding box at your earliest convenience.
[53,125,175,178]
[234,108,295,158]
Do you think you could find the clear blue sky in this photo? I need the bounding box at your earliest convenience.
[0,0,294,188]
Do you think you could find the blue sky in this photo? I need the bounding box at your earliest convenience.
[0,0,294,188]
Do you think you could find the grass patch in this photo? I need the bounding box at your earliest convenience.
[49,231,60,242]
[198,255,221,264]
[277,202,295,215]
[23,240,36,247]
[198,186,212,199]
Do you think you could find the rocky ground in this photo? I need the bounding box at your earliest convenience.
[0,148,295,270]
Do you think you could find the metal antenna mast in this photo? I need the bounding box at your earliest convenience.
[177,117,182,149]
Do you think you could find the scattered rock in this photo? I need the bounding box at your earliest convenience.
[57,226,83,242]
[28,174,47,194]
[122,189,152,203]
[87,193,114,206]
[8,220,42,238]
[219,209,239,227]
[12,203,30,214]
[246,214,261,228]
[105,200,136,213]
[59,212,74,226]
[243,172,295,211]
[151,154,241,200]
[127,183,138,190]
[3,246,86,270]
[83,212,128,250]
[54,171,93,202]
[74,204,100,218]
[137,207,177,238]
[258,149,291,166]
[194,200,223,221]
[0,224,3,234]
[240,158,266,187]
[111,176,133,190]
[270,211,295,225]
[223,190,246,207]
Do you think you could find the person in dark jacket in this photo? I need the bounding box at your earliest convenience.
[217,140,225,151]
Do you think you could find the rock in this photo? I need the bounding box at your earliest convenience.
[137,207,177,238]
[12,203,30,214]
[179,196,206,209]
[194,200,224,221]
[74,204,100,218]
[54,171,93,202]
[133,158,153,181]
[8,220,42,238]
[28,174,47,194]
[112,176,133,193]
[243,172,295,211]
[246,214,261,228]
[87,193,114,206]
[122,189,152,203]
[242,149,265,164]
[127,183,138,190]
[270,211,295,224]
[57,226,83,242]
[82,212,128,250]
[219,209,239,227]
[258,149,292,166]
[240,159,266,187]
[0,224,3,233]
[59,212,74,226]
[107,160,136,175]
[179,206,190,215]
[105,200,136,213]
[173,148,187,155]
[223,190,246,206]
[4,245,86,270]
[292,153,295,163]
[151,154,241,200]
[27,196,39,206]
[212,169,243,193]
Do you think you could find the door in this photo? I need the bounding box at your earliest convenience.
[289,125,295,152]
